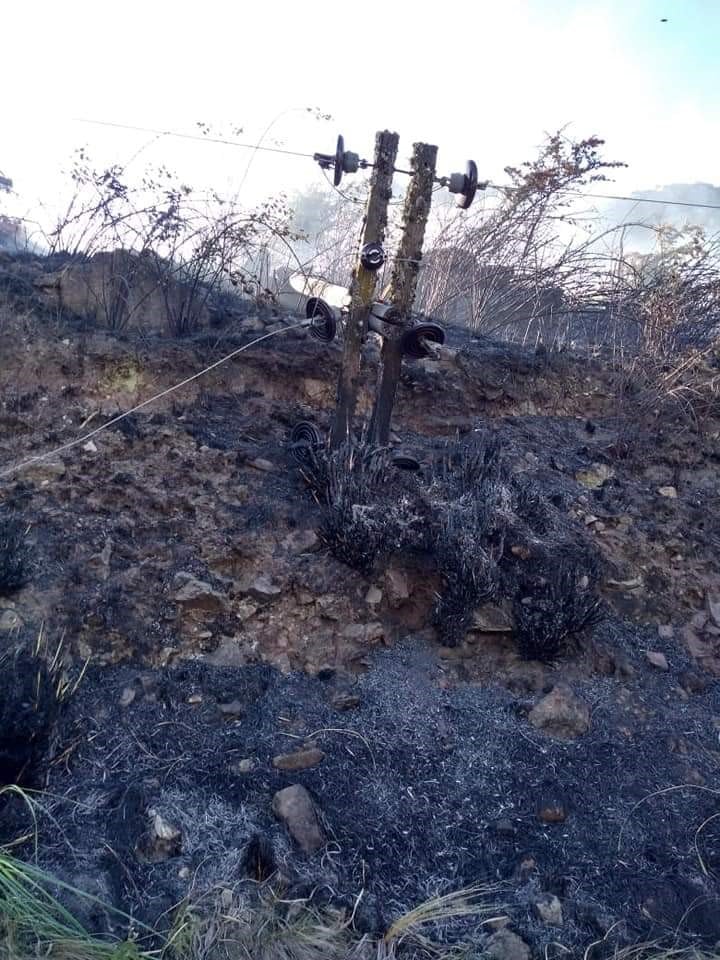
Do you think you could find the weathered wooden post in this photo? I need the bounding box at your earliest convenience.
[368,142,437,445]
[330,130,399,448]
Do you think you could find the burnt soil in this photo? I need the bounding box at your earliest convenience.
[1,252,720,956]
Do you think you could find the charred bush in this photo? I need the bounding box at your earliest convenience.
[430,440,505,646]
[0,512,29,594]
[512,563,603,661]
[0,649,57,788]
[432,433,504,498]
[303,443,396,574]
[509,473,552,535]
[433,524,498,646]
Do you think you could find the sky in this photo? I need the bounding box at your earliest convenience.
[2,0,719,231]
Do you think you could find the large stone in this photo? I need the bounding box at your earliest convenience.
[708,596,720,629]
[575,463,614,489]
[484,929,531,960]
[173,573,227,611]
[0,608,23,631]
[283,530,320,555]
[646,650,669,671]
[241,575,282,602]
[34,249,210,332]
[385,568,411,607]
[272,748,325,771]
[272,785,326,853]
[23,460,66,484]
[248,458,275,472]
[528,685,590,739]
[472,604,513,633]
[341,622,385,645]
[534,894,563,926]
[136,810,182,863]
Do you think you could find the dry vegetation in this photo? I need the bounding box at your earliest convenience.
[1,128,719,960]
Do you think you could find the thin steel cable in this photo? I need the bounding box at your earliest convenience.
[77,118,720,212]
[0,321,309,481]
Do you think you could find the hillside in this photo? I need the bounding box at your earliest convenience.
[0,250,719,960]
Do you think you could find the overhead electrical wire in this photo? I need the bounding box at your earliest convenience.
[75,117,720,213]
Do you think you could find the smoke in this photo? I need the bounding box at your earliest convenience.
[601,182,720,253]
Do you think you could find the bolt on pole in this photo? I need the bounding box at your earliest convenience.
[330,130,399,449]
[368,142,438,445]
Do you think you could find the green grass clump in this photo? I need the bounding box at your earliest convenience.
[0,852,149,960]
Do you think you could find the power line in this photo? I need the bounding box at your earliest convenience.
[487,181,720,212]
[583,191,720,212]
[76,118,720,213]
[75,118,317,162]
[0,321,309,483]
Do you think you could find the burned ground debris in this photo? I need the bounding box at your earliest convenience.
[0,248,719,958]
[0,512,29,595]
[301,433,603,656]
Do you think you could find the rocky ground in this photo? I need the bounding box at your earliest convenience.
[1,251,719,957]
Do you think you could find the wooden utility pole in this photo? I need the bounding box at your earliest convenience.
[368,142,437,445]
[330,130,399,448]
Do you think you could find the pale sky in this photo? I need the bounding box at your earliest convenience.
[2,0,719,227]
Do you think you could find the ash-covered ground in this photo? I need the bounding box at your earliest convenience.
[1,251,720,956]
[3,631,720,956]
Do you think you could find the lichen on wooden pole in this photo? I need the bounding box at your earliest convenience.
[368,142,437,445]
[330,130,399,449]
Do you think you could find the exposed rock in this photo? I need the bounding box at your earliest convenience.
[33,249,211,332]
[283,529,320,554]
[230,758,255,774]
[0,608,23,631]
[272,748,325,771]
[119,686,136,708]
[272,785,326,853]
[217,699,245,720]
[234,600,258,622]
[341,622,385,645]
[24,460,66,484]
[136,810,182,863]
[658,624,674,640]
[472,604,513,633]
[365,585,383,606]
[534,893,563,925]
[248,458,275,472]
[537,797,568,824]
[528,685,590,739]
[679,670,708,695]
[575,464,614,489]
[385,568,411,607]
[658,486,678,499]
[510,544,531,560]
[485,929,531,960]
[88,539,113,581]
[241,576,282,601]
[331,691,362,711]
[82,440,98,454]
[708,596,720,629]
[646,650,669,671]
[173,573,227,611]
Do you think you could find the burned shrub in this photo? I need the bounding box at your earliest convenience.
[512,563,603,662]
[432,433,504,498]
[0,649,57,788]
[433,507,498,647]
[303,443,396,574]
[0,512,29,594]
[509,473,552,535]
[430,440,505,646]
